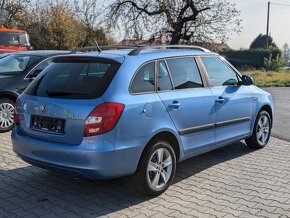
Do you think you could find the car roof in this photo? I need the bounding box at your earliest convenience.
[14,50,70,57]
[106,48,217,57]
[68,48,218,64]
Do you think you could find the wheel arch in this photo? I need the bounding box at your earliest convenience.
[141,130,182,163]
[0,92,18,103]
[259,104,273,127]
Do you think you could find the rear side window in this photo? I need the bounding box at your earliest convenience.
[166,57,203,89]
[131,62,155,94]
[25,58,120,99]
[201,57,238,86]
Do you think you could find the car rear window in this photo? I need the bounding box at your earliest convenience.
[25,57,121,99]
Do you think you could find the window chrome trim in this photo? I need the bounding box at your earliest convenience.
[179,117,251,135]
[23,56,54,81]
[129,54,217,95]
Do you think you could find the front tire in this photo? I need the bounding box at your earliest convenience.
[0,98,15,133]
[134,139,176,196]
[245,110,271,149]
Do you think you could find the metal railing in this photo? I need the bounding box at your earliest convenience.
[71,45,211,55]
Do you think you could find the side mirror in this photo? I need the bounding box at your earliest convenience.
[241,75,254,86]
[26,69,42,81]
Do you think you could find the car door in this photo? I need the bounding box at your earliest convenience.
[157,57,215,153]
[200,56,253,143]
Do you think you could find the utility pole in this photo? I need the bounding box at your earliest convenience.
[266,1,270,49]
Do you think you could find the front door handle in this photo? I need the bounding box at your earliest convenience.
[215,97,225,104]
[169,100,180,109]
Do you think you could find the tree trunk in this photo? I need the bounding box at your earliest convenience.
[170,34,181,44]
[169,23,183,45]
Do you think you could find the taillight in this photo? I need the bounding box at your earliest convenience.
[14,109,19,125]
[84,103,124,137]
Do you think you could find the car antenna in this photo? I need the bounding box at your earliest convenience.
[93,39,102,52]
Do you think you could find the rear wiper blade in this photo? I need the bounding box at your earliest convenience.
[45,90,88,97]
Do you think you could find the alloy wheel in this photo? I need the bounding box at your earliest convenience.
[147,147,173,190]
[0,102,15,129]
[256,114,270,144]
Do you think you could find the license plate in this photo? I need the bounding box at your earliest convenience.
[31,115,65,134]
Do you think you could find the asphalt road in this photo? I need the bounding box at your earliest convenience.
[263,87,290,142]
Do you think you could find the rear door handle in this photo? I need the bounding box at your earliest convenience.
[215,97,225,104]
[169,101,180,109]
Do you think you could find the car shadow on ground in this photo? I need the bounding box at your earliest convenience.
[0,141,254,217]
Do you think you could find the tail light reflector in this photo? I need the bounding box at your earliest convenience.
[84,102,124,137]
[14,109,19,125]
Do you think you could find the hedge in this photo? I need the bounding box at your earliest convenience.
[220,48,282,69]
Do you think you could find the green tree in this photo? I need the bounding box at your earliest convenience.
[0,0,30,27]
[264,53,284,71]
[250,34,278,49]
[17,0,113,50]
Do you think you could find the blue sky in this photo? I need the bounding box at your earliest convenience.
[228,0,290,49]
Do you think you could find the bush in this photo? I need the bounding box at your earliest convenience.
[243,70,290,87]
[264,54,284,71]
[220,48,282,69]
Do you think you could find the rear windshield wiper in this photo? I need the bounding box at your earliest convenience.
[45,90,88,97]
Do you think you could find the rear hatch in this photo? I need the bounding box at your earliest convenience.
[17,56,121,145]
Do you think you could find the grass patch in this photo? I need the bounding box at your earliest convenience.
[242,70,290,87]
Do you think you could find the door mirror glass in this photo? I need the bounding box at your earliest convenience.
[27,69,42,79]
[26,58,53,81]
[241,75,254,86]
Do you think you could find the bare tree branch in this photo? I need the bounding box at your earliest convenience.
[108,0,241,44]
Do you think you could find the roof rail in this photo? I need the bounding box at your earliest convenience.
[71,45,137,54]
[128,45,211,56]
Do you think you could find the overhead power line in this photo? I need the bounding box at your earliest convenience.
[271,2,290,7]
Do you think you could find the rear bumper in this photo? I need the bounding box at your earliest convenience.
[11,127,143,179]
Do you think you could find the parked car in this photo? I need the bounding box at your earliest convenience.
[12,46,273,195]
[0,50,69,132]
[0,53,11,59]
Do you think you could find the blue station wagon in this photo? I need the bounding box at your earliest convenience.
[12,46,274,195]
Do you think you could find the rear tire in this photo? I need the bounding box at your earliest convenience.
[134,139,176,196]
[245,110,271,149]
[0,98,15,133]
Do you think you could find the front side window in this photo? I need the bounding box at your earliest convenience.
[201,57,239,86]
[25,58,120,99]
[166,57,203,89]
[131,62,155,94]
[0,54,40,75]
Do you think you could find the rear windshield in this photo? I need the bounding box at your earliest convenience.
[25,58,121,99]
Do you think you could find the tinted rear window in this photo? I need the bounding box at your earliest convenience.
[25,58,120,99]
